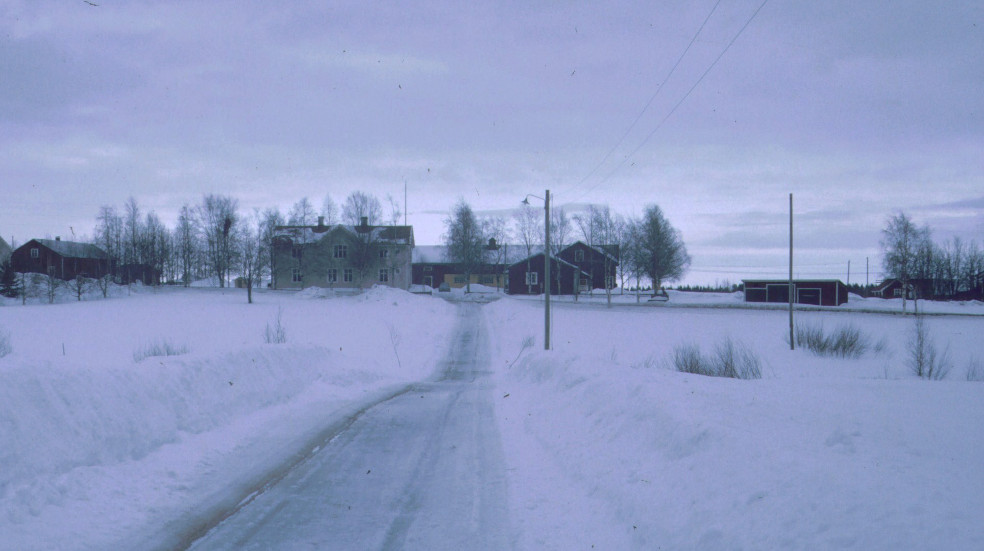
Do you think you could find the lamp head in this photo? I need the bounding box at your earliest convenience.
[521,197,530,205]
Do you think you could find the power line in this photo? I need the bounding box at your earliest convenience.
[570,0,770,204]
[565,0,723,198]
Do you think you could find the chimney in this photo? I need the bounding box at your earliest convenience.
[55,236,61,241]
[360,216,368,227]
[317,216,325,227]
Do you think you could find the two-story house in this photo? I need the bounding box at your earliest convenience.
[271,217,413,290]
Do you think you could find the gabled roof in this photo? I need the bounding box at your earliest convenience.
[27,239,108,260]
[412,245,448,264]
[413,243,528,265]
[274,223,414,246]
[562,240,619,263]
[508,251,589,275]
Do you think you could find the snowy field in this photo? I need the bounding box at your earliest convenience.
[1,285,983,549]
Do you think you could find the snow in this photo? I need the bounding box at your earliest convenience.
[1,286,983,549]
[486,297,984,549]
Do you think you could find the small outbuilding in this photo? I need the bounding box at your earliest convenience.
[742,279,849,306]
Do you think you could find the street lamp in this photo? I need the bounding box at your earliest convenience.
[522,189,550,350]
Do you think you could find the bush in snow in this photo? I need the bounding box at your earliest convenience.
[964,356,982,382]
[0,328,11,358]
[671,338,761,380]
[907,316,951,380]
[672,342,703,374]
[264,307,287,344]
[133,339,189,362]
[787,322,879,359]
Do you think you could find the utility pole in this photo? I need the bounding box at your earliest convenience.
[847,260,851,286]
[544,189,551,351]
[866,257,869,297]
[789,193,794,351]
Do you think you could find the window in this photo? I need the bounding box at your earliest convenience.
[292,268,303,283]
[31,247,39,259]
[343,268,353,282]
[394,267,400,275]
[574,249,584,262]
[480,275,494,284]
[525,271,538,285]
[423,265,433,272]
[379,269,389,283]
[327,269,337,283]
[379,249,389,259]
[454,275,466,284]
[333,245,347,259]
[291,245,302,259]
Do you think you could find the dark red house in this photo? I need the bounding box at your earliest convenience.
[11,238,109,281]
[556,241,619,293]
[507,253,589,295]
[742,279,849,306]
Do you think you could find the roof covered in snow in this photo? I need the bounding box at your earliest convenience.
[28,238,108,260]
[274,223,414,246]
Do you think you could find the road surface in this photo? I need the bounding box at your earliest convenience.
[185,303,510,550]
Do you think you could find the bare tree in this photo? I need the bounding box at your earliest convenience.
[175,204,197,287]
[514,203,542,294]
[342,191,383,225]
[69,274,90,301]
[963,240,983,300]
[95,205,123,282]
[320,194,338,224]
[444,200,486,293]
[260,207,285,289]
[123,196,142,285]
[881,212,931,313]
[548,207,572,293]
[386,193,403,225]
[196,194,240,287]
[288,197,317,226]
[628,204,690,294]
[483,215,509,291]
[238,212,268,304]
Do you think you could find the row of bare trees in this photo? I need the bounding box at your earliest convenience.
[89,191,402,302]
[881,212,984,310]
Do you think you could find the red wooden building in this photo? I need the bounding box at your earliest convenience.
[742,279,849,306]
[11,238,109,281]
[555,241,619,293]
[506,253,589,295]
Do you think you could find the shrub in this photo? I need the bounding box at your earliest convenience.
[672,339,761,380]
[673,342,703,374]
[789,322,871,359]
[907,316,951,380]
[967,357,983,382]
[134,339,189,362]
[264,307,287,344]
[0,329,11,358]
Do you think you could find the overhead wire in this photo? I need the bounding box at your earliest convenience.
[565,0,723,198]
[568,0,770,204]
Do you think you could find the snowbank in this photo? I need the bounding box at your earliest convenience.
[0,287,457,550]
[487,297,984,549]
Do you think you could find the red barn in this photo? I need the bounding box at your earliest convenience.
[11,238,109,281]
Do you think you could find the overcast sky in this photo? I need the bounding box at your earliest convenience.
[2,1,982,285]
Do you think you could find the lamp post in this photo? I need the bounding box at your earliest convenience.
[523,190,551,350]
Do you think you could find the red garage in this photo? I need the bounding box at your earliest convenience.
[742,279,849,306]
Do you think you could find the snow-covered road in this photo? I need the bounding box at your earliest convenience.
[185,303,510,550]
